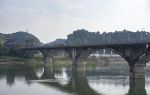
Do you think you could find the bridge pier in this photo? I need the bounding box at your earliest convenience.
[129,63,145,79]
[43,56,53,65]
[41,65,54,79]
[128,78,146,95]
[40,50,54,65]
[71,48,78,70]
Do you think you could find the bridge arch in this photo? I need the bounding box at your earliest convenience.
[75,47,128,64]
[63,46,149,79]
[38,49,71,64]
[135,52,150,64]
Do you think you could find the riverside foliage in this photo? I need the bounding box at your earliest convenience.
[67,29,150,45]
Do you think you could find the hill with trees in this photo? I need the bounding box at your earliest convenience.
[44,39,67,46]
[4,31,41,47]
[0,31,42,57]
[67,29,150,45]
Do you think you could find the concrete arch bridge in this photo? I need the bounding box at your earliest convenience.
[21,41,150,79]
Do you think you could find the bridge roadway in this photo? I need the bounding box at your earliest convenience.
[21,41,150,79]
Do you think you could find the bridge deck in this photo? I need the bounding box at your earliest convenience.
[23,41,150,50]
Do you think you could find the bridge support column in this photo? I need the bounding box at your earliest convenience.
[128,78,146,95]
[41,65,54,79]
[72,48,78,70]
[43,56,53,65]
[40,51,54,65]
[129,63,145,79]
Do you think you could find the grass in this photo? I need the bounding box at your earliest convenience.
[23,57,44,66]
[0,56,127,68]
[0,56,44,67]
[0,56,24,62]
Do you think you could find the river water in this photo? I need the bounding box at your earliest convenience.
[0,63,150,95]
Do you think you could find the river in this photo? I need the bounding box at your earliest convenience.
[0,63,150,95]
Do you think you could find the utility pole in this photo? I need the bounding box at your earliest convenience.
[25,28,29,47]
[127,32,130,42]
[141,28,144,42]
[27,28,28,33]
[141,31,143,42]
[103,34,105,44]
[109,33,111,44]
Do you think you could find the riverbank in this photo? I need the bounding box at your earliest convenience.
[0,56,44,66]
[0,56,128,67]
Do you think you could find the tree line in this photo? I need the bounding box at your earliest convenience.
[0,31,41,58]
[67,29,150,45]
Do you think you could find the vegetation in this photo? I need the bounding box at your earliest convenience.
[23,57,44,66]
[0,31,42,58]
[0,56,24,62]
[4,31,41,47]
[67,29,150,45]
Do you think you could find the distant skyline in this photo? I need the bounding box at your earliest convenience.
[0,0,150,43]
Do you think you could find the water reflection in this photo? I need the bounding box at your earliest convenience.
[0,63,149,95]
[34,67,44,78]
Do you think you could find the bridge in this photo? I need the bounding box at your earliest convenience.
[21,41,150,79]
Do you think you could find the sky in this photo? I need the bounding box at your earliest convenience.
[0,0,150,43]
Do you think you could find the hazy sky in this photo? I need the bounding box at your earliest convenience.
[0,0,150,43]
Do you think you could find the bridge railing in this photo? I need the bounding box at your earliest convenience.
[22,39,150,49]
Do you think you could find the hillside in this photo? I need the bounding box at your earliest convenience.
[44,39,67,46]
[67,29,150,45]
[0,31,42,47]
[0,33,8,46]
